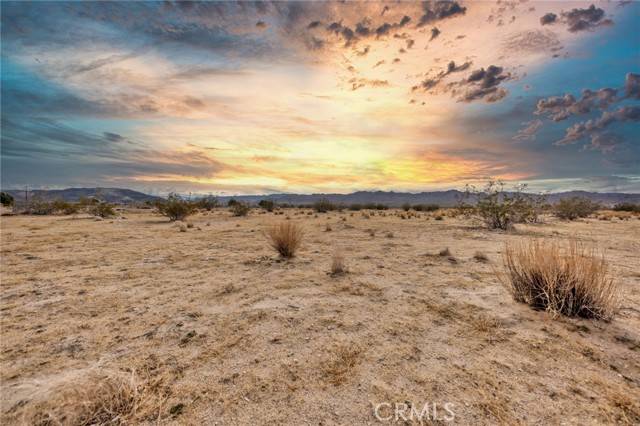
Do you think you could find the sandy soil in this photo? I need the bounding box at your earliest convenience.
[1,208,639,425]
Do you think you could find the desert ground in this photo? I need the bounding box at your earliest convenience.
[1,208,639,425]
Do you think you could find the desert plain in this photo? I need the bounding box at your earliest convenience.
[1,208,639,425]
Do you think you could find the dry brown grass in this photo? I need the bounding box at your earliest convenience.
[322,344,362,385]
[265,221,303,258]
[499,239,620,319]
[13,369,165,425]
[330,251,346,275]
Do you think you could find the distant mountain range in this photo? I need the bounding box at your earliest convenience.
[216,190,640,207]
[3,188,639,207]
[4,187,161,204]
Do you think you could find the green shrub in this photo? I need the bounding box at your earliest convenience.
[313,198,337,213]
[401,203,411,212]
[554,197,599,220]
[156,193,196,221]
[90,202,116,218]
[0,192,14,207]
[413,204,439,212]
[258,199,275,212]
[612,203,640,213]
[231,202,250,216]
[26,197,55,215]
[461,181,545,230]
[52,199,80,215]
[194,195,219,211]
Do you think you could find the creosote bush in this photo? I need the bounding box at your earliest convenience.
[90,202,116,218]
[330,252,346,275]
[313,198,337,213]
[156,193,196,221]
[499,239,619,319]
[554,197,600,220]
[231,202,250,217]
[258,199,275,212]
[265,222,303,258]
[0,191,14,207]
[461,181,546,230]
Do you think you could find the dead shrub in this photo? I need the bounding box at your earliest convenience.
[330,252,346,275]
[322,344,362,385]
[265,222,303,258]
[16,369,164,425]
[498,239,620,319]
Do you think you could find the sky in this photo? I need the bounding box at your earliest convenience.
[1,1,639,195]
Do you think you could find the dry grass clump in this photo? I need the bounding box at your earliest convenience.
[330,251,346,275]
[322,344,362,385]
[265,222,303,258]
[15,370,163,425]
[499,239,620,319]
[473,251,489,262]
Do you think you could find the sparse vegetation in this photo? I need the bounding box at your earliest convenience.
[16,370,164,425]
[461,181,545,230]
[554,196,599,220]
[499,239,619,319]
[330,252,346,275]
[90,201,116,218]
[231,202,250,216]
[265,222,303,258]
[25,197,55,215]
[194,195,219,211]
[313,198,337,213]
[612,202,640,213]
[0,191,14,207]
[258,199,275,212]
[156,193,196,221]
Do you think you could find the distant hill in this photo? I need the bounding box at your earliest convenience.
[2,188,638,207]
[217,190,640,207]
[3,188,161,204]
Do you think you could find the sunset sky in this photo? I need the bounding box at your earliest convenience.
[2,1,639,195]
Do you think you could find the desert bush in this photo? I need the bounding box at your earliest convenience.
[258,199,275,212]
[50,199,79,215]
[0,191,14,207]
[25,197,55,215]
[156,193,196,221]
[499,239,619,319]
[348,203,363,211]
[413,203,439,212]
[231,202,250,216]
[554,196,599,220]
[612,202,640,213]
[313,198,337,213]
[265,222,303,258]
[402,203,411,212]
[473,251,489,262]
[194,195,219,211]
[90,202,116,218]
[461,181,544,230]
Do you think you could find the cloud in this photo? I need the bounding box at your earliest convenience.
[349,78,390,91]
[513,119,543,141]
[458,65,510,103]
[584,133,622,153]
[418,1,467,27]
[535,88,618,121]
[540,13,557,26]
[556,106,640,145]
[561,4,613,33]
